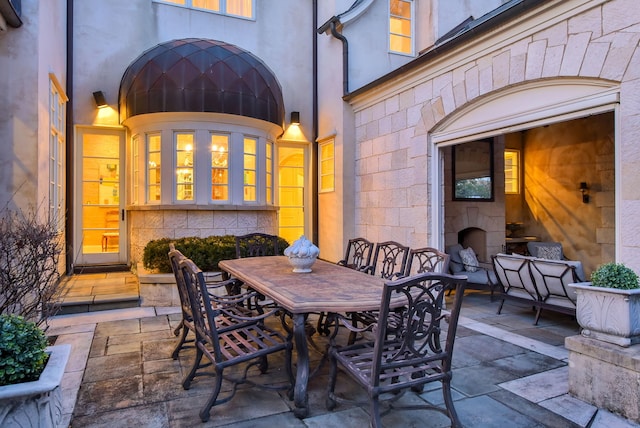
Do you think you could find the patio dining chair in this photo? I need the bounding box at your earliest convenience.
[364,241,410,280]
[168,244,262,360]
[325,272,467,428]
[337,237,374,271]
[347,241,410,342]
[218,233,281,297]
[317,237,375,335]
[179,257,294,422]
[405,247,450,276]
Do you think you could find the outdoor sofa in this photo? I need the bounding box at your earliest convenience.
[492,253,586,324]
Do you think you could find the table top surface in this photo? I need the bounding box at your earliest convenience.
[219,256,389,314]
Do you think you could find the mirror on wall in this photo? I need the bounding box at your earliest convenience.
[452,139,494,201]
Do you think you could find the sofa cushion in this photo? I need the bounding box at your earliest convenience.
[527,242,563,260]
[459,247,479,272]
[446,244,465,273]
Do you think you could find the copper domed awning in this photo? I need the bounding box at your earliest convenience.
[119,38,284,126]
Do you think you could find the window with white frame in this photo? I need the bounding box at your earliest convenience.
[210,133,229,201]
[319,139,335,193]
[147,133,162,202]
[243,137,257,202]
[154,0,254,19]
[389,0,413,55]
[504,149,520,194]
[266,141,273,204]
[131,135,140,205]
[49,75,67,228]
[175,133,195,201]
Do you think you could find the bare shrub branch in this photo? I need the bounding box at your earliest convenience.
[0,207,66,328]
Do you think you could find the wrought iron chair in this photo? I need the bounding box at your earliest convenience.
[219,233,281,297]
[168,243,261,359]
[364,241,410,280]
[337,237,374,271]
[317,237,375,335]
[405,247,450,276]
[168,244,194,359]
[179,257,294,422]
[325,272,467,428]
[347,241,410,342]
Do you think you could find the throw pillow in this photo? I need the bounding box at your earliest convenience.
[537,246,562,260]
[459,247,479,272]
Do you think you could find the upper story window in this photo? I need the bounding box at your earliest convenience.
[389,0,413,55]
[154,0,254,19]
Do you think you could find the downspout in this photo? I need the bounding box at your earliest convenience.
[318,16,349,96]
[64,0,74,274]
[312,0,319,244]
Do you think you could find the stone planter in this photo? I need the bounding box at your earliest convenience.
[568,282,640,347]
[0,344,71,428]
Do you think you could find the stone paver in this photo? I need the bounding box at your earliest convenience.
[49,279,640,427]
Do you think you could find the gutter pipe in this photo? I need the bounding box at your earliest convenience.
[64,0,74,274]
[312,0,319,244]
[318,16,349,96]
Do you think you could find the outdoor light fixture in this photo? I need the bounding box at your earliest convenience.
[93,91,108,108]
[580,182,589,204]
[290,111,300,125]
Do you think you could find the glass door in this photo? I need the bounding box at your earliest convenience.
[75,127,126,265]
[278,145,307,244]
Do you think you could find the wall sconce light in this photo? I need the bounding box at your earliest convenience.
[580,182,589,203]
[290,111,300,125]
[93,91,108,108]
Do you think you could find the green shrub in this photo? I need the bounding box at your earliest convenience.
[0,314,48,386]
[143,235,289,273]
[590,263,640,290]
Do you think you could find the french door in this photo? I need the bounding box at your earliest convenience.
[278,144,309,244]
[74,126,126,265]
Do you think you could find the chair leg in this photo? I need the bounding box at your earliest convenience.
[199,368,224,422]
[173,319,184,336]
[326,354,338,410]
[496,299,505,314]
[370,396,382,428]
[442,380,463,428]
[171,324,189,360]
[182,346,203,390]
[533,306,542,325]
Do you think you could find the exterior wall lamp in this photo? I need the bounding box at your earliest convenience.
[580,182,589,203]
[93,91,108,108]
[290,111,300,125]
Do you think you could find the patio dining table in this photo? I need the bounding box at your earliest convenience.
[218,255,392,418]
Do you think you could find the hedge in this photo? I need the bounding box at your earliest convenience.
[142,235,289,273]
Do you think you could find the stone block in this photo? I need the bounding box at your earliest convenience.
[566,335,640,422]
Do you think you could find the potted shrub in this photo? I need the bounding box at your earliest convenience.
[568,262,640,347]
[0,314,71,427]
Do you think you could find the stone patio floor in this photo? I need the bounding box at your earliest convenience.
[48,273,640,427]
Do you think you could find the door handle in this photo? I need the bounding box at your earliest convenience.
[121,209,124,221]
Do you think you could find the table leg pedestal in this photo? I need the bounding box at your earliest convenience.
[292,313,310,418]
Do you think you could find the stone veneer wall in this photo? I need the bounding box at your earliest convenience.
[128,208,277,265]
[350,0,640,268]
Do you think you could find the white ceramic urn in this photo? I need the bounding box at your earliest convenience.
[283,236,320,273]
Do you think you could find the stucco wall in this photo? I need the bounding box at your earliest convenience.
[347,0,640,271]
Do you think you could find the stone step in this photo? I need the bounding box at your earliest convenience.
[55,294,140,315]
